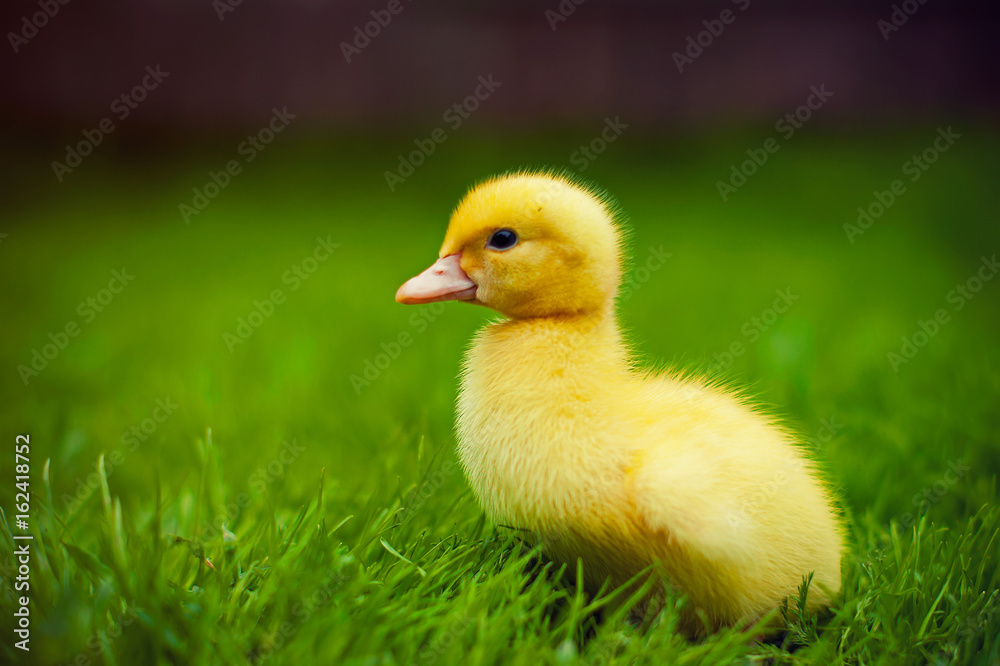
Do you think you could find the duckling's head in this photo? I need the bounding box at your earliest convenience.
[396,172,624,319]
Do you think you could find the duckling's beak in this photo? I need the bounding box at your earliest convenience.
[396,253,478,305]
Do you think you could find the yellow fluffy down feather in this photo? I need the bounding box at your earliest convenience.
[396,171,845,636]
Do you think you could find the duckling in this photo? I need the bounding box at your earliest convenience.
[395,171,845,636]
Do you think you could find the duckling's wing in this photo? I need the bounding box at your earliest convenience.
[621,375,800,567]
[624,442,767,567]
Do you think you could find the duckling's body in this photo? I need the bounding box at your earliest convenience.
[396,172,844,635]
[459,315,841,634]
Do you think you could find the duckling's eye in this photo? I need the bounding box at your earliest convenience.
[487,228,518,251]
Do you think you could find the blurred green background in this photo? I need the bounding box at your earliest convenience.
[2,126,997,528]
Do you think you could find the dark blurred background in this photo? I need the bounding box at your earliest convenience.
[3,1,998,143]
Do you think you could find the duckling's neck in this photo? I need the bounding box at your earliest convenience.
[456,309,632,526]
[479,310,628,375]
[460,309,632,421]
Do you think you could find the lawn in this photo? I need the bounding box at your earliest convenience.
[1,125,998,665]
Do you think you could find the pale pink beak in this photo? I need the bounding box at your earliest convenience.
[396,253,478,305]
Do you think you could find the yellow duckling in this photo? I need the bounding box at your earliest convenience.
[396,171,844,635]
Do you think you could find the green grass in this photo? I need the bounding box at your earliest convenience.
[1,126,998,665]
